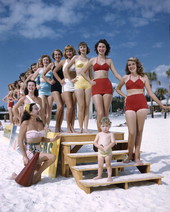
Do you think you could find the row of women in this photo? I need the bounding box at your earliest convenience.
[4,39,169,185]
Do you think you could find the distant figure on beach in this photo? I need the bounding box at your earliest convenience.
[116,57,169,165]
[0,121,3,130]
[64,42,92,133]
[81,39,121,131]
[93,117,116,182]
[2,90,17,124]
[10,103,60,185]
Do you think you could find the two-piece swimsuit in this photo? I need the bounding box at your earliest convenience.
[51,64,64,94]
[92,59,113,96]
[25,129,46,159]
[8,97,14,108]
[125,75,148,112]
[74,60,91,90]
[62,59,75,92]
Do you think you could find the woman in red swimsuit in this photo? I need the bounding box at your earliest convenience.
[116,57,169,165]
[81,39,121,131]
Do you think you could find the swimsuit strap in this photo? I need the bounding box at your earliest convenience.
[26,95,34,103]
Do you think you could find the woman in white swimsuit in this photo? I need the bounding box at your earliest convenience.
[53,45,77,133]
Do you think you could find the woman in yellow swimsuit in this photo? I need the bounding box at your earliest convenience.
[64,42,92,133]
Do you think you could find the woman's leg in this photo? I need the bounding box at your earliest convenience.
[52,91,64,132]
[70,92,76,132]
[84,88,92,133]
[92,95,105,131]
[62,92,74,133]
[125,111,137,162]
[46,95,53,127]
[75,89,85,133]
[135,109,148,164]
[39,95,47,124]
[103,94,113,116]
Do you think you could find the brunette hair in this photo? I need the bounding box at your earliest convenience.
[24,80,38,96]
[52,49,63,60]
[94,39,111,56]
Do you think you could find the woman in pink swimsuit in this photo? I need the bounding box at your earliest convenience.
[11,103,60,185]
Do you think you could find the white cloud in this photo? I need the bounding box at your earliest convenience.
[151,64,170,78]
[120,41,137,48]
[0,0,86,39]
[152,42,164,48]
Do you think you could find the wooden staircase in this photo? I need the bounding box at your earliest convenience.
[60,132,163,193]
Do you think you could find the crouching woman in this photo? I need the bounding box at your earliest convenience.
[18,103,60,184]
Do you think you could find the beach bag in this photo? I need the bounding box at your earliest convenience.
[15,152,40,187]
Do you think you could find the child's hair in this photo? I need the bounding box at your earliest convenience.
[100,117,112,126]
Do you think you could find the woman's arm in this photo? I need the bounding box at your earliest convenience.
[80,58,95,85]
[2,95,8,103]
[53,60,65,85]
[144,75,168,109]
[109,59,122,81]
[41,133,61,143]
[42,63,55,84]
[64,56,77,81]
[13,96,25,120]
[18,121,29,165]
[31,69,40,81]
[116,76,127,98]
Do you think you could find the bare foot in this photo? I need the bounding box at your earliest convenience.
[7,172,17,180]
[84,129,90,133]
[123,158,132,163]
[135,159,143,165]
[107,177,113,182]
[93,176,102,180]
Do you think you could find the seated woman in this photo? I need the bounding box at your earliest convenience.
[11,103,61,185]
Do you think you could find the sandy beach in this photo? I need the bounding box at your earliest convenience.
[0,114,170,212]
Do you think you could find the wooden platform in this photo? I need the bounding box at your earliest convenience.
[79,173,163,194]
[60,132,125,177]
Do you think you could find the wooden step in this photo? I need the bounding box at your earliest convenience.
[61,140,127,146]
[79,173,163,194]
[71,161,151,180]
[67,150,128,167]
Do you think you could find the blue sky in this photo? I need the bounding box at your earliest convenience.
[0,0,170,108]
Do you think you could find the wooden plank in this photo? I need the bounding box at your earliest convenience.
[72,161,151,173]
[61,132,124,142]
[61,140,128,146]
[79,173,163,193]
[67,150,128,158]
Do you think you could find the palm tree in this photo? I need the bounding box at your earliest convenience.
[164,69,170,118]
[145,72,159,118]
[155,88,167,100]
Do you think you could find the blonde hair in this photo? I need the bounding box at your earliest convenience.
[63,45,76,58]
[100,117,112,126]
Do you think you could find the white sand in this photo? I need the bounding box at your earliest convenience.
[0,114,170,212]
